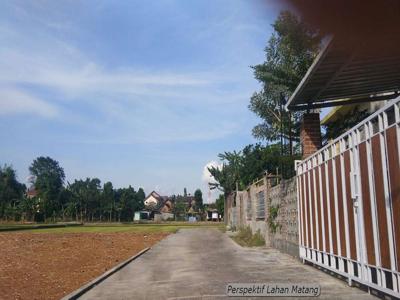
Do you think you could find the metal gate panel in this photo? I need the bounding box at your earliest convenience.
[297,97,400,297]
[371,134,391,269]
[327,159,338,255]
[386,126,400,272]
[359,141,377,266]
[314,165,323,252]
[343,150,357,260]
[300,174,307,248]
[335,157,346,257]
[305,172,311,248]
[309,169,317,250]
[320,163,329,254]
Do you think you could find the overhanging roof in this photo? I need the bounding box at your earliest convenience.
[286,35,400,111]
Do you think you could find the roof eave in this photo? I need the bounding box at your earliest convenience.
[285,35,333,111]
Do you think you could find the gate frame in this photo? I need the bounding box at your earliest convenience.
[297,97,400,298]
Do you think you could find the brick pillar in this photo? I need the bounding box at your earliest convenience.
[300,113,322,159]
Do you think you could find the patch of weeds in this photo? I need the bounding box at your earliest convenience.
[216,224,227,233]
[269,205,280,233]
[232,226,265,247]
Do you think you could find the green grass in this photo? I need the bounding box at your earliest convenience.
[232,226,265,247]
[0,223,83,232]
[14,222,225,234]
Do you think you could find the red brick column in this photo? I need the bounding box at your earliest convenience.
[300,113,322,159]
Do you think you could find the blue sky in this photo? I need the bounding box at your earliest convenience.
[0,0,283,202]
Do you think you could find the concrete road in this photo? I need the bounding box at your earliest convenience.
[80,228,374,300]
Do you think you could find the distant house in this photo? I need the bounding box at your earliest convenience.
[206,209,220,222]
[26,186,38,199]
[185,196,196,209]
[144,191,174,221]
[133,211,150,221]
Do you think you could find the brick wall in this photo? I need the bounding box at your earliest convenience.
[300,113,322,158]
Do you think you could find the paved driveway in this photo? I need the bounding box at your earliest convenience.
[80,228,374,300]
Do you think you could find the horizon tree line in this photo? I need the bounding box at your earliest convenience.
[0,156,146,222]
[1,156,209,223]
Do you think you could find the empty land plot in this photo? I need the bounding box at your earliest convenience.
[0,224,220,300]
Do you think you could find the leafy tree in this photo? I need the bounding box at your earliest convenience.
[208,150,243,196]
[58,187,72,221]
[63,185,79,221]
[216,194,224,216]
[68,179,89,222]
[19,195,38,221]
[208,164,237,196]
[240,144,274,186]
[0,158,150,222]
[249,11,321,154]
[29,157,65,220]
[102,182,114,221]
[173,195,188,221]
[67,178,102,221]
[87,178,101,221]
[194,189,203,211]
[208,143,300,194]
[136,187,145,211]
[323,107,370,141]
[118,186,139,222]
[0,165,25,220]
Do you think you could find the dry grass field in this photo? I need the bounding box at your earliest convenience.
[0,230,168,300]
[0,223,220,300]
[0,223,223,300]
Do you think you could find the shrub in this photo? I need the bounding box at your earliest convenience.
[269,205,280,233]
[233,226,265,247]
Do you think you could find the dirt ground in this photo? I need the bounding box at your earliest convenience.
[0,232,169,300]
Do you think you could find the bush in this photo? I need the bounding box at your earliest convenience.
[232,226,265,247]
[269,205,280,233]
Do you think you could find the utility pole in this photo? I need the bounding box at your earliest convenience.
[280,93,285,178]
[280,93,284,157]
[288,111,293,156]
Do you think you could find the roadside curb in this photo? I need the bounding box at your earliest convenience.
[61,247,151,300]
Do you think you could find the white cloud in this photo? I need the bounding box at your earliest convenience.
[202,161,223,203]
[0,36,254,143]
[202,161,221,183]
[0,89,58,118]
[0,50,214,98]
[0,5,259,145]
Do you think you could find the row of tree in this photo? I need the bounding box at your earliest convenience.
[208,143,299,196]
[0,157,145,222]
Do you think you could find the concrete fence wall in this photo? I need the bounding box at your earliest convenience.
[268,178,298,257]
[226,175,299,257]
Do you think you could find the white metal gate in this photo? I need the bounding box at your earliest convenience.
[297,97,400,298]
